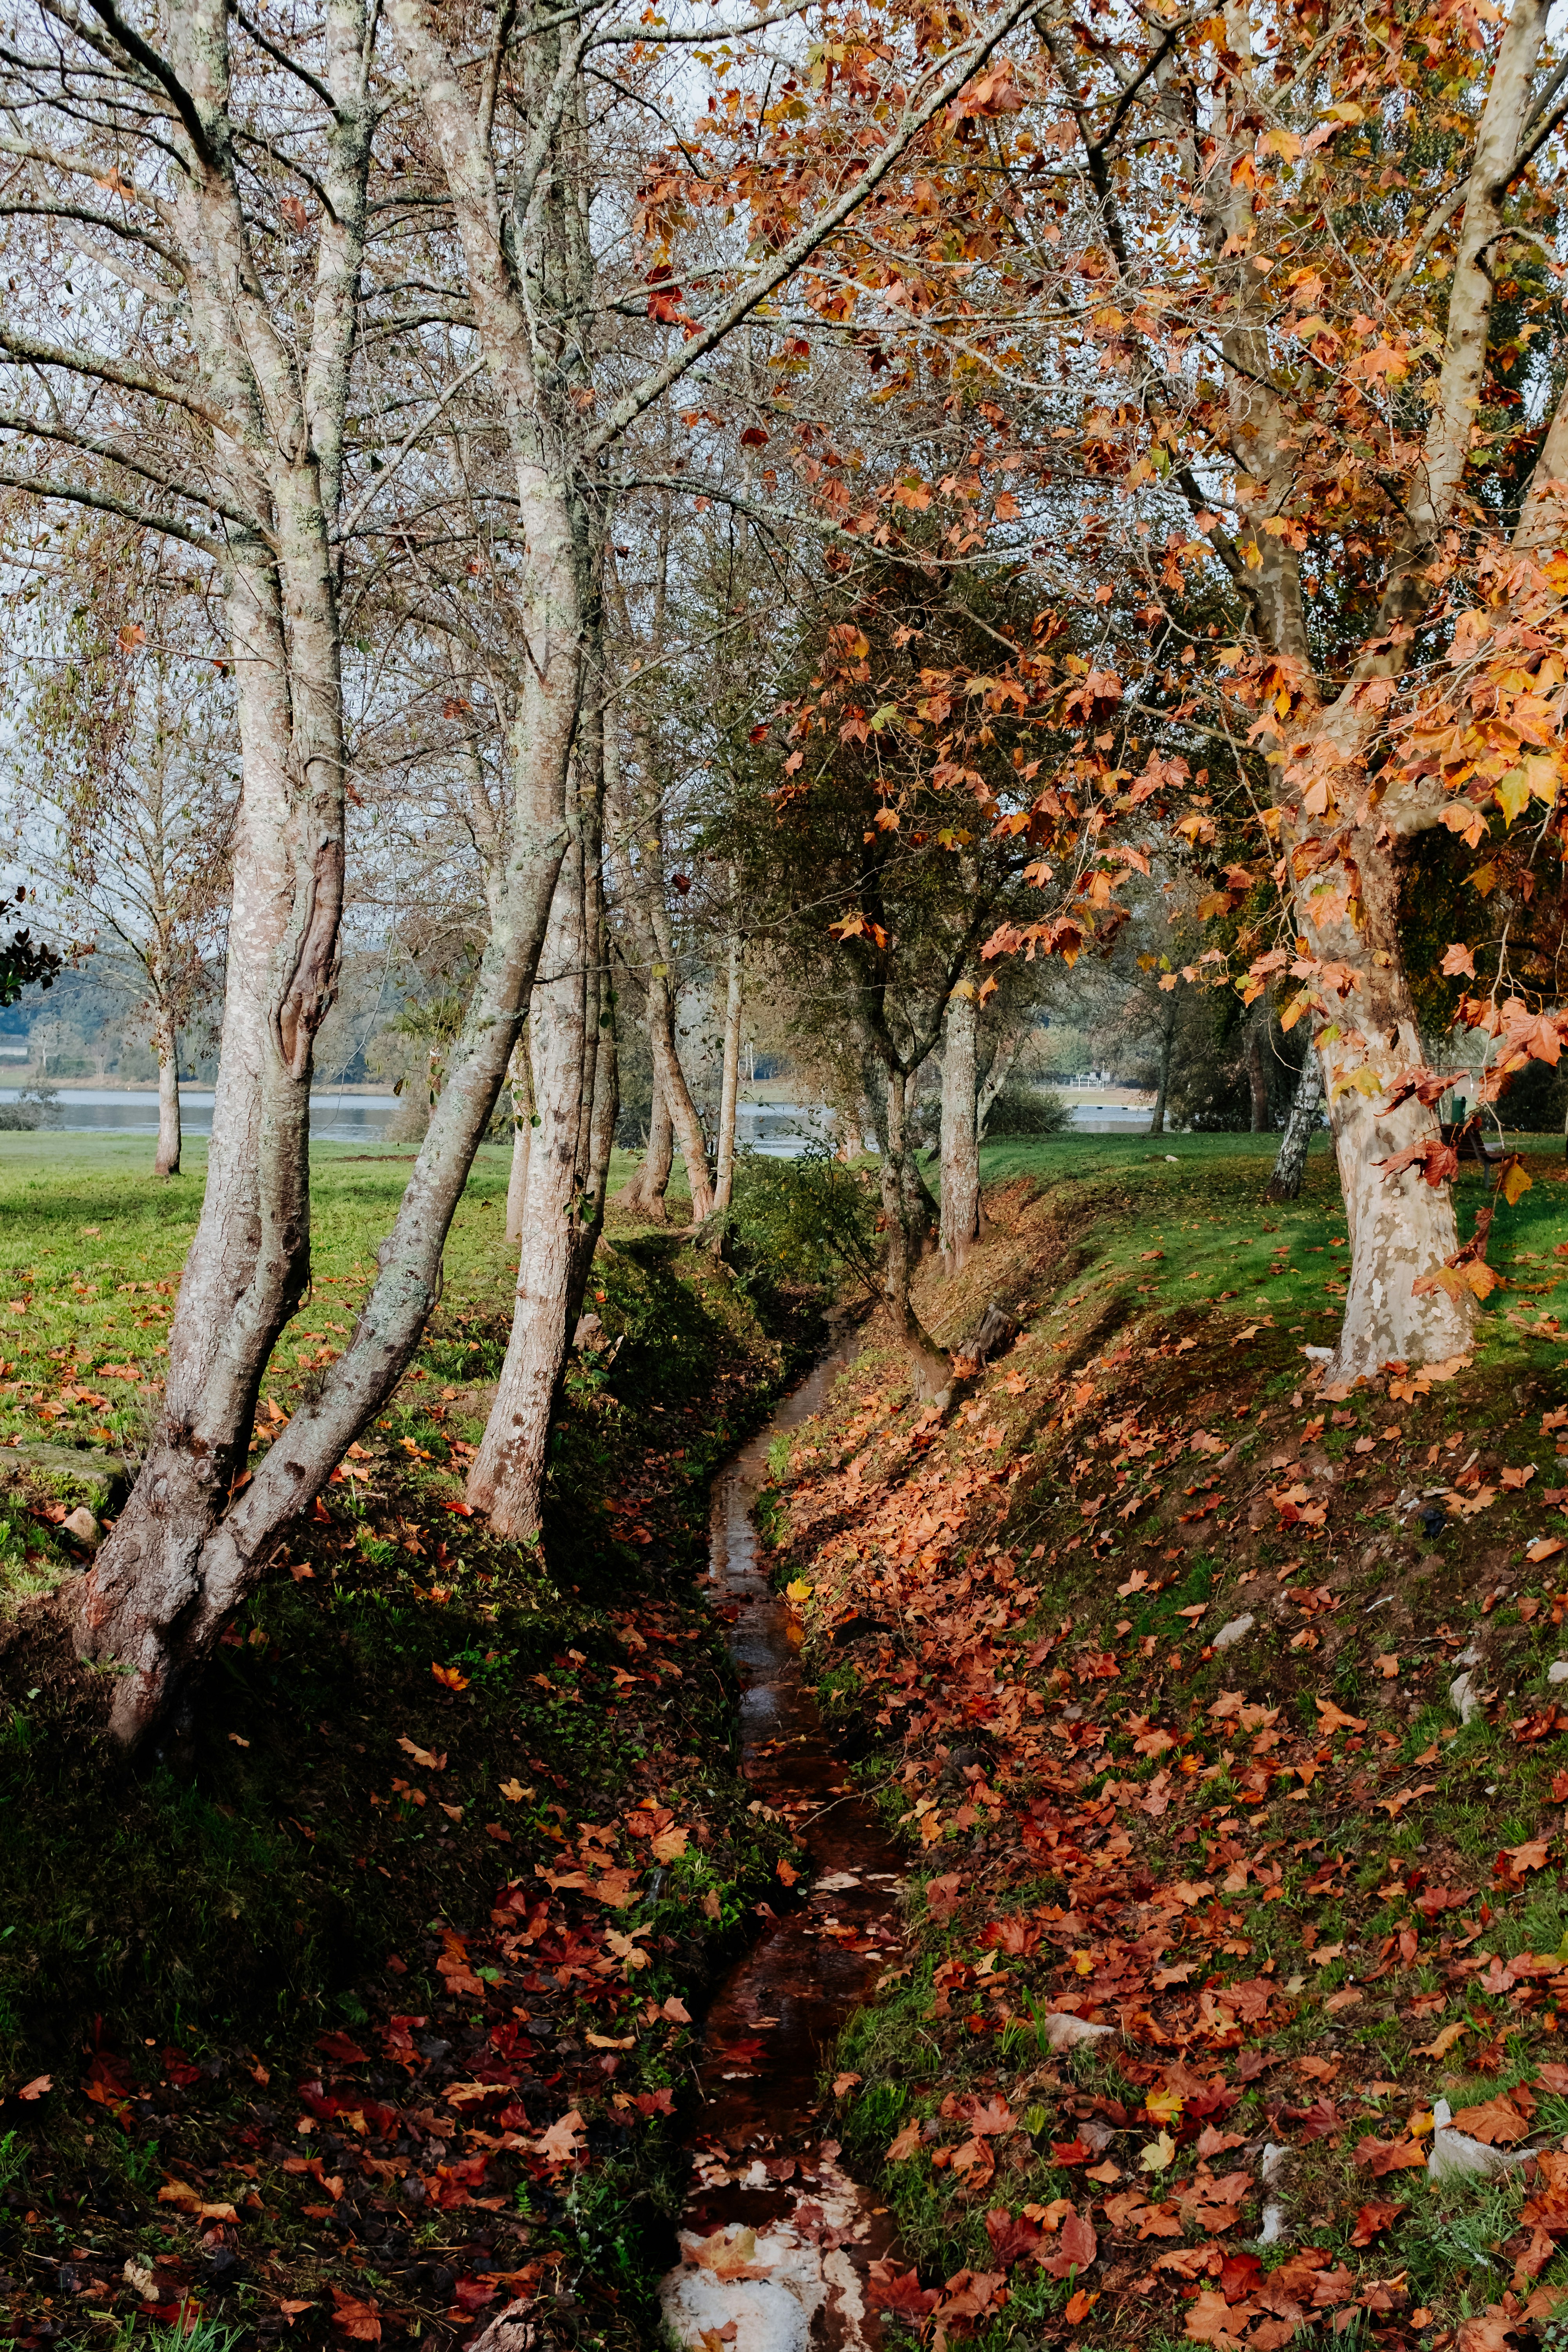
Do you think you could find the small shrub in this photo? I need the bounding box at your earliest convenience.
[983,1085,1071,1138]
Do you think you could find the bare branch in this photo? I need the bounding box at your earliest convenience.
[0,464,221,549]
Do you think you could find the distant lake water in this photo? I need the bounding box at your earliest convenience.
[0,1088,400,1145]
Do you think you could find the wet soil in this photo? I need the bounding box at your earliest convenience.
[659,1349,908,2352]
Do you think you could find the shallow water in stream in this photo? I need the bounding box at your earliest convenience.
[659,1350,907,2352]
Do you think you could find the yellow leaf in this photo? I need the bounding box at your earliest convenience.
[1145,2086,1183,2124]
[1495,767,1531,825]
[1468,863,1499,896]
[1501,1156,1533,1206]
[1140,2130,1177,2174]
[785,1579,812,1604]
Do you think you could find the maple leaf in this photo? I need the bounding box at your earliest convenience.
[532,2108,585,2165]
[1351,2201,1406,2246]
[867,2263,938,2321]
[329,2287,382,2343]
[886,2118,923,2161]
[687,2227,773,2282]
[431,1662,469,1691]
[1185,2288,1251,2348]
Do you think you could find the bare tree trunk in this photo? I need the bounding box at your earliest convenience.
[604,715,712,1220]
[1267,1052,1322,1203]
[466,840,588,1535]
[878,1066,951,1404]
[153,1011,182,1181]
[1302,844,1475,1381]
[623,1075,674,1219]
[1149,1020,1174,1137]
[1246,1002,1270,1133]
[568,959,619,1331]
[940,988,980,1272]
[711,918,743,1216]
[976,1016,1026,1141]
[505,1034,532,1247]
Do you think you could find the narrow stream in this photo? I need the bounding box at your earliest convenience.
[659,1350,908,2352]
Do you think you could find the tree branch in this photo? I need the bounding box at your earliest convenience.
[0,408,263,532]
[0,465,221,549]
[581,0,1045,460]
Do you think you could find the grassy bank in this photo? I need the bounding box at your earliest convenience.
[763,1131,1568,2352]
[0,1134,807,2352]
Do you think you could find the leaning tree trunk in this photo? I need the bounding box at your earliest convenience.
[711,920,744,1217]
[153,1011,182,1180]
[505,1033,533,1246]
[1267,1052,1323,1202]
[939,987,981,1272]
[466,840,589,1536]
[622,1073,674,1219]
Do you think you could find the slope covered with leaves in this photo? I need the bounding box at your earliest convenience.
[770,1135,1568,2352]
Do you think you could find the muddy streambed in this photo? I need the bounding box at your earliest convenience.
[659,1351,907,2352]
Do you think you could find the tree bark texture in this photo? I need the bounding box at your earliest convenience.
[623,1076,675,1218]
[505,1036,533,1248]
[466,841,589,1537]
[711,919,744,1218]
[1267,1053,1323,1203]
[940,988,981,1272]
[154,1012,182,1181]
[1245,1002,1271,1134]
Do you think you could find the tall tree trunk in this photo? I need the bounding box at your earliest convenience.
[1149,1020,1174,1137]
[976,1014,1026,1141]
[604,718,712,1220]
[1267,1052,1322,1203]
[878,1067,951,1404]
[466,841,588,1536]
[153,1011,182,1181]
[1296,833,1475,1381]
[711,919,743,1217]
[622,1074,674,1219]
[1246,1002,1271,1133]
[568,959,619,1332]
[505,1034,532,1247]
[940,987,981,1272]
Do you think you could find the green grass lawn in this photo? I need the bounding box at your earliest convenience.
[975,1127,1568,1364]
[0,1134,674,1451]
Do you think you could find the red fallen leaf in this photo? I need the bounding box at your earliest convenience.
[1354,2137,1429,2174]
[453,2280,499,2313]
[634,2087,676,2117]
[432,1662,470,1691]
[438,1498,474,1516]
[867,2263,939,2322]
[967,2096,1016,2139]
[16,2073,52,2100]
[316,2030,370,2066]
[1038,2204,1097,2279]
[984,2208,1044,2268]
[1452,2093,1532,2145]
[933,2267,1007,2323]
[279,2301,315,2327]
[1537,2064,1568,2096]
[330,2286,383,2342]
[1064,2287,1098,2323]
[1219,2250,1263,2301]
[1352,2201,1406,2245]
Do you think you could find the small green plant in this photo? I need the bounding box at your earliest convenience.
[0,2127,28,2193]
